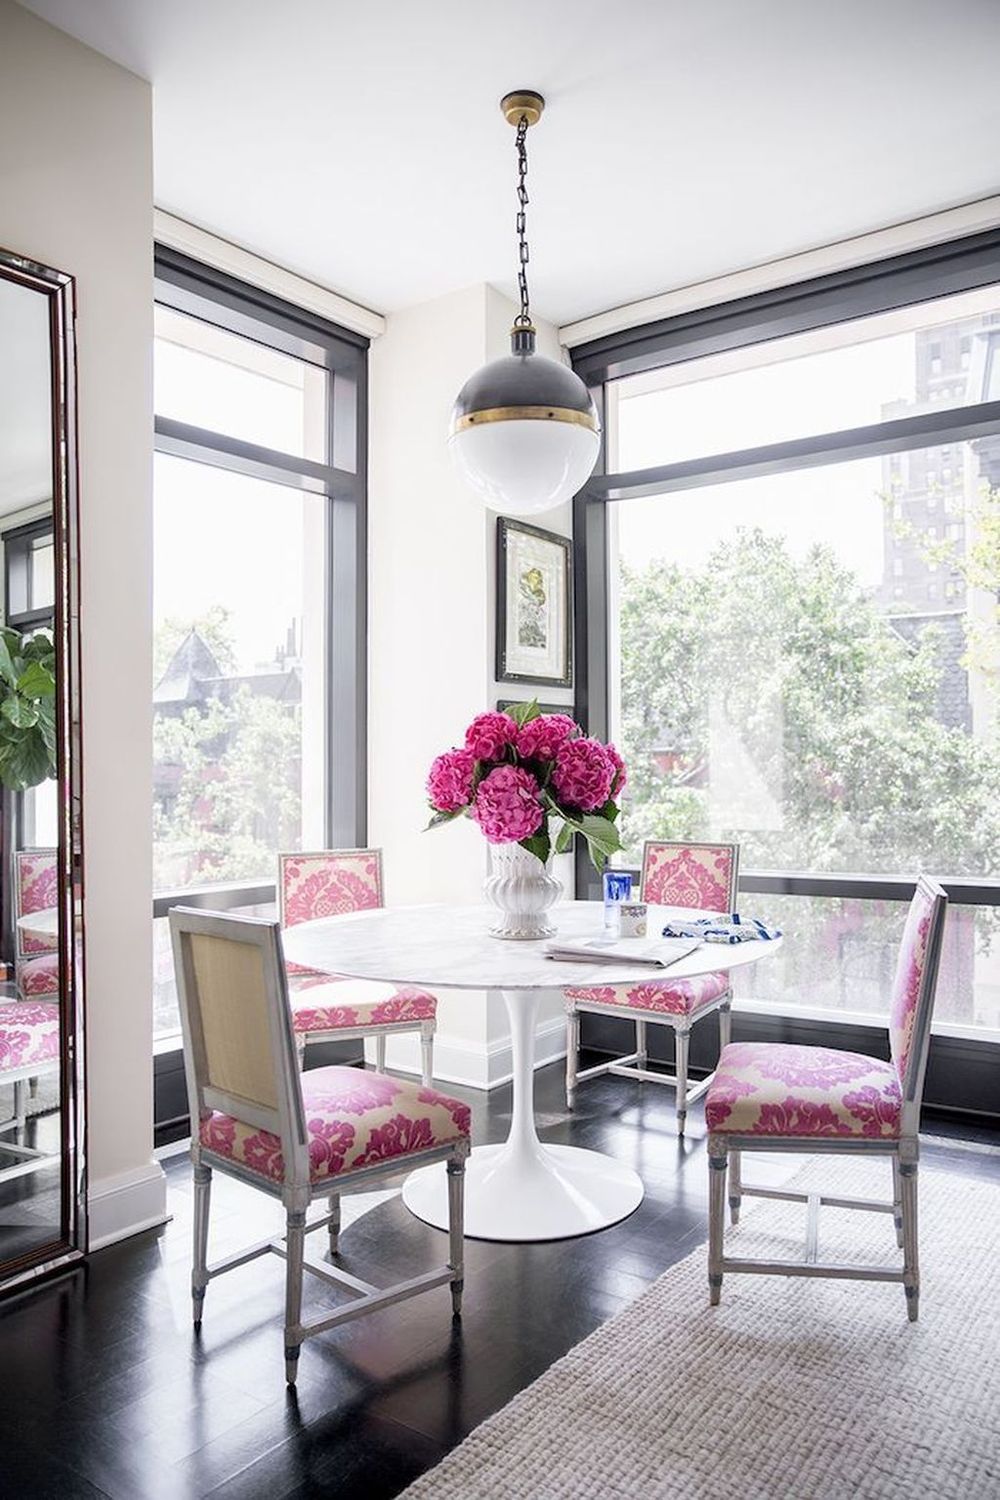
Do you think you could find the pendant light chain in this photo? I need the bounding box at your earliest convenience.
[514,114,532,328]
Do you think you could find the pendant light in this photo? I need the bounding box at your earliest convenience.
[449,91,600,515]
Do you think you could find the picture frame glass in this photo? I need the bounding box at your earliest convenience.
[499,520,571,685]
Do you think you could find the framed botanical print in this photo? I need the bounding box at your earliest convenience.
[496,517,573,687]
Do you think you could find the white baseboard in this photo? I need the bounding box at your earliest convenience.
[87,1160,169,1252]
[370,1015,566,1091]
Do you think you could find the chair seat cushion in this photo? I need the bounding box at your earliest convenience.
[199,1066,469,1184]
[19,952,60,998]
[0,1001,61,1072]
[564,969,730,1018]
[705,1042,902,1138]
[289,978,437,1034]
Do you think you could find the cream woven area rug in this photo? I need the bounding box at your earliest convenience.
[401,1155,1000,1500]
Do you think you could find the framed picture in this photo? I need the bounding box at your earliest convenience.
[496,517,573,688]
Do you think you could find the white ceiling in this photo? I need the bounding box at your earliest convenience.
[19,0,1000,326]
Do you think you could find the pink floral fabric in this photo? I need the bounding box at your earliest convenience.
[290,979,436,1034]
[705,1041,902,1138]
[888,884,936,1087]
[280,849,383,976]
[198,1065,470,1184]
[15,850,58,958]
[0,1001,61,1073]
[565,970,730,1018]
[642,843,736,912]
[19,953,60,998]
[472,765,543,843]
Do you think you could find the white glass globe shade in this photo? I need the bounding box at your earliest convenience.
[449,418,599,515]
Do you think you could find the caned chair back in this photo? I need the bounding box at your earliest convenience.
[888,877,948,1129]
[278,849,384,929]
[641,841,740,913]
[14,848,58,959]
[170,908,309,1186]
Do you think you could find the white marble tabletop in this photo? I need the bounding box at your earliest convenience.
[280,900,781,991]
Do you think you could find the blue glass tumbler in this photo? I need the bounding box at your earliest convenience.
[602,869,633,932]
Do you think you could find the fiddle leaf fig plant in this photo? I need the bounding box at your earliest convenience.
[0,627,57,791]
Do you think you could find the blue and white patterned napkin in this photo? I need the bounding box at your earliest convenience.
[661,913,782,944]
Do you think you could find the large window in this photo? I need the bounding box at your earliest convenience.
[152,252,367,1043]
[573,234,1000,1048]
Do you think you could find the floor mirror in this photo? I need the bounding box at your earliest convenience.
[0,246,85,1291]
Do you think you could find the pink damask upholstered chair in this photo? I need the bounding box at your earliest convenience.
[0,1000,61,1175]
[170,906,469,1386]
[14,849,60,1000]
[704,876,947,1320]
[279,849,437,1085]
[565,840,740,1134]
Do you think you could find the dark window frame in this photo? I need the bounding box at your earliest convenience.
[570,229,1000,1114]
[4,514,56,632]
[151,249,369,1119]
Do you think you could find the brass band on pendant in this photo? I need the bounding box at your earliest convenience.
[451,405,600,435]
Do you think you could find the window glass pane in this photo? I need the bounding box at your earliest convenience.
[153,453,327,894]
[154,305,327,461]
[613,285,1000,471]
[612,438,1000,881]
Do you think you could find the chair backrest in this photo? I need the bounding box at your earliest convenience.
[14,848,58,958]
[278,848,384,929]
[888,876,948,1128]
[169,907,308,1186]
[640,841,740,912]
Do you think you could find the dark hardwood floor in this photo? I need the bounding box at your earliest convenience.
[1,1058,997,1500]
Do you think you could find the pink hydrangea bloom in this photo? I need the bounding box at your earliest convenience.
[552,736,615,812]
[465,711,517,763]
[516,713,579,762]
[473,765,544,843]
[605,742,627,798]
[427,748,476,812]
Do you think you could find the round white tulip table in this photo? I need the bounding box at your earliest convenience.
[282,901,781,1243]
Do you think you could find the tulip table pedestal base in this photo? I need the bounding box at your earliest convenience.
[401,986,644,1242]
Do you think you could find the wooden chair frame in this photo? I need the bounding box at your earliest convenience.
[170,906,467,1385]
[0,1054,61,1184]
[278,848,436,1085]
[707,877,947,1321]
[566,841,741,1134]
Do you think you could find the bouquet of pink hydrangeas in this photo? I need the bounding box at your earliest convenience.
[426,702,626,871]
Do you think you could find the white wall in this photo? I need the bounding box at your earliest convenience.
[0,0,163,1245]
[368,281,576,1085]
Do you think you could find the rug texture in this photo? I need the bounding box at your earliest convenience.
[401,1156,1000,1500]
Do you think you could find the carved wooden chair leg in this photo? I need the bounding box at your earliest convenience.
[565,1008,579,1109]
[719,997,732,1050]
[284,1207,307,1385]
[728,1146,742,1224]
[192,1162,212,1328]
[635,1017,647,1070]
[447,1149,466,1318]
[891,1155,904,1248]
[900,1159,920,1322]
[327,1192,341,1257]
[420,1021,434,1086]
[294,1035,306,1071]
[375,1035,387,1073]
[13,1080,26,1131]
[708,1138,727,1305]
[675,1028,690,1136]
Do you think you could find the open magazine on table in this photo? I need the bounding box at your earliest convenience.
[544,937,701,968]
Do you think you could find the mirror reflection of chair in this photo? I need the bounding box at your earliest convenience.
[705,876,947,1320]
[279,849,437,1084]
[14,849,59,999]
[170,906,469,1385]
[0,1001,61,1180]
[564,841,741,1134]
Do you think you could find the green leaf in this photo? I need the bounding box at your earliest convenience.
[16,661,56,699]
[554,820,575,854]
[518,827,551,865]
[0,635,18,689]
[425,807,464,830]
[576,813,623,858]
[504,700,540,728]
[0,726,52,790]
[2,695,39,730]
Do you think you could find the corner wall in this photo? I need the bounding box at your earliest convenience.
[368,281,574,1085]
[0,1,163,1244]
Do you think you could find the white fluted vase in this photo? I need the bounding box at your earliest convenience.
[484,841,562,940]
